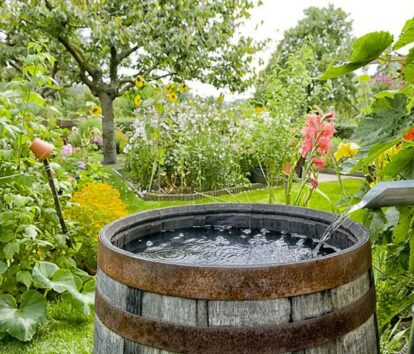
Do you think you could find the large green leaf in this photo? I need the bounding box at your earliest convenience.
[394,18,414,50]
[403,47,414,84]
[16,271,33,289]
[393,207,414,244]
[0,261,7,276]
[381,147,414,179]
[65,278,96,315]
[320,32,393,79]
[32,262,77,293]
[0,290,46,341]
[352,95,414,149]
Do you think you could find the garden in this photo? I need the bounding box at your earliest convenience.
[0,1,413,353]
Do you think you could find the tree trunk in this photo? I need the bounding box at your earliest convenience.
[99,92,117,165]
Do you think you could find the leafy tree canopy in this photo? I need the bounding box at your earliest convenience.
[255,5,355,115]
[0,0,263,163]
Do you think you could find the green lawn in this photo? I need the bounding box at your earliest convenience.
[0,174,364,354]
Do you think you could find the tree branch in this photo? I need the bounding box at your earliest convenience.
[44,0,101,88]
[118,82,135,96]
[150,71,176,81]
[80,70,98,95]
[117,45,139,62]
[109,46,118,85]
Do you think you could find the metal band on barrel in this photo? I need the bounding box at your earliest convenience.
[97,238,371,300]
[95,285,376,354]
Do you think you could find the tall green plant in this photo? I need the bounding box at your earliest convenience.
[0,44,94,342]
[320,19,414,352]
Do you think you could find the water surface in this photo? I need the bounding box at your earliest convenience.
[131,225,338,265]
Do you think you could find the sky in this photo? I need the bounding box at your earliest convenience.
[190,0,414,100]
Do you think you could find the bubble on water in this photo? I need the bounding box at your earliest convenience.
[146,241,153,247]
[260,228,270,234]
[242,229,251,235]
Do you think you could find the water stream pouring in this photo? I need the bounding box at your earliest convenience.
[313,180,414,255]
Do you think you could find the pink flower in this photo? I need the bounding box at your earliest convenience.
[323,112,335,120]
[299,112,336,158]
[60,144,75,157]
[77,160,86,169]
[309,177,319,189]
[299,138,313,158]
[312,157,325,169]
[91,135,103,146]
[317,136,332,154]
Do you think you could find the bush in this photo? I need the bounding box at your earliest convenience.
[124,98,251,192]
[65,183,128,269]
[334,124,356,139]
[0,44,94,342]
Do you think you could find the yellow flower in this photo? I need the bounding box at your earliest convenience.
[375,145,401,168]
[178,82,188,93]
[135,75,144,88]
[134,94,142,106]
[334,142,360,161]
[255,106,266,114]
[167,92,177,103]
[90,105,102,116]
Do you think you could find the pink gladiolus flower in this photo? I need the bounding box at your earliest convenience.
[309,177,319,189]
[299,113,336,158]
[312,157,325,169]
[323,112,335,120]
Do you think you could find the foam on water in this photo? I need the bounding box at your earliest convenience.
[130,225,338,265]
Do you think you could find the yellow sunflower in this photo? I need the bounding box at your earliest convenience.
[178,82,188,93]
[167,92,177,103]
[135,75,144,88]
[134,94,142,106]
[90,105,102,116]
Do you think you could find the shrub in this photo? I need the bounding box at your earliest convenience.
[334,124,356,139]
[65,183,128,269]
[0,44,94,342]
[124,98,251,192]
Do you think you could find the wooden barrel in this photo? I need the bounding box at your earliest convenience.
[94,203,379,354]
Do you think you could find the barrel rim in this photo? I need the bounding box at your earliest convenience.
[97,203,371,299]
[100,203,369,268]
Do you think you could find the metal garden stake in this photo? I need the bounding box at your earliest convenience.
[30,138,70,244]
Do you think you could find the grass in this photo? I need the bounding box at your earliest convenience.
[1,299,94,354]
[1,172,364,354]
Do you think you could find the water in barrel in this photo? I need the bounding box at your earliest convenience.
[130,225,338,265]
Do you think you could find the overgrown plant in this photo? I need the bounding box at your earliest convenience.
[320,19,414,352]
[0,44,94,342]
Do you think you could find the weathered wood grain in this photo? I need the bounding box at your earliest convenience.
[208,298,291,326]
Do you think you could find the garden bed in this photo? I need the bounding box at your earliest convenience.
[112,169,267,201]
[142,182,267,201]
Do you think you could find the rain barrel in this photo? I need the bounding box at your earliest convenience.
[94,203,378,354]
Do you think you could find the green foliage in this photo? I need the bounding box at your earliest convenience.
[263,45,313,118]
[0,290,46,342]
[1,0,264,163]
[394,18,414,50]
[0,44,95,341]
[327,18,414,351]
[334,124,356,139]
[257,5,355,114]
[320,32,393,79]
